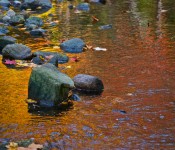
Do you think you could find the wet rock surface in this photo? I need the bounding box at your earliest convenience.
[0,36,17,52]
[28,64,74,107]
[73,74,104,93]
[2,43,32,60]
[60,38,85,53]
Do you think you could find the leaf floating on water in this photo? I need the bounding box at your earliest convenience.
[4,59,16,65]
[66,65,71,69]
[70,57,79,62]
[6,142,18,149]
[92,15,99,23]
[53,46,60,49]
[93,47,107,51]
[74,9,82,14]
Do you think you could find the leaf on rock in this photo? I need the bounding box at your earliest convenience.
[4,59,16,65]
[45,55,54,60]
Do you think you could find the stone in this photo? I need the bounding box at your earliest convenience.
[73,74,104,93]
[28,63,74,107]
[0,26,9,35]
[0,36,17,52]
[30,28,46,36]
[77,3,90,11]
[25,16,43,28]
[9,15,25,25]
[60,38,85,53]
[21,0,52,11]
[0,0,10,7]
[2,43,32,60]
[6,9,16,17]
[32,51,69,66]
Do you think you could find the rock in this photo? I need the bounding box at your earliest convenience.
[77,3,90,11]
[9,15,25,25]
[32,51,69,66]
[73,74,104,93]
[0,26,9,35]
[2,43,32,60]
[99,24,112,30]
[12,0,21,7]
[28,63,74,107]
[60,38,85,53]
[30,28,46,36]
[25,16,43,29]
[21,0,52,11]
[2,15,11,22]
[6,9,16,17]
[0,0,11,7]
[90,0,106,4]
[0,36,17,52]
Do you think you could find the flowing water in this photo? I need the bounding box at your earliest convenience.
[0,0,175,149]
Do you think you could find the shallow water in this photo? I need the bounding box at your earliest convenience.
[0,0,175,149]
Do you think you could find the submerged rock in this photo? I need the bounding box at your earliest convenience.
[32,51,69,66]
[2,43,32,60]
[60,38,85,53]
[0,36,17,52]
[73,74,104,93]
[28,63,74,107]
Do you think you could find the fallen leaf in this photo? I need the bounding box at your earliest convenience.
[66,65,71,69]
[92,16,99,23]
[4,59,16,65]
[6,142,18,149]
[93,47,107,51]
[53,46,60,49]
[45,55,54,60]
[70,57,79,62]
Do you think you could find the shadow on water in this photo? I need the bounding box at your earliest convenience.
[27,101,73,117]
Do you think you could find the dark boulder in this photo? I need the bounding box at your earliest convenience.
[0,36,17,52]
[73,74,104,93]
[28,63,74,107]
[2,43,32,60]
[30,28,46,36]
[60,38,85,53]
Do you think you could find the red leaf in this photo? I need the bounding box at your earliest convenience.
[4,59,16,65]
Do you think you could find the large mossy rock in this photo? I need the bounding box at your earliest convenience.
[60,38,85,53]
[28,64,74,107]
[73,74,104,93]
[2,43,32,60]
[0,36,17,52]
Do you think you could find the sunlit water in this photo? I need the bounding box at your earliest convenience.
[0,0,175,149]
